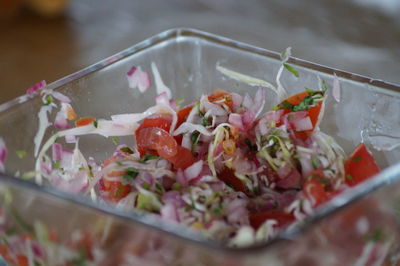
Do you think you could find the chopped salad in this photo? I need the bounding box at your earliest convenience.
[0,49,381,249]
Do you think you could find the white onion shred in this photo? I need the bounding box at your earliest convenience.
[151,62,172,98]
[332,73,341,102]
[34,105,53,157]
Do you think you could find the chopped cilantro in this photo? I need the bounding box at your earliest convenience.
[123,167,139,181]
[293,154,301,159]
[172,183,182,191]
[115,184,126,198]
[5,227,17,236]
[139,154,159,163]
[363,228,386,243]
[202,116,211,127]
[12,209,33,233]
[346,174,354,181]
[112,136,118,145]
[93,120,98,128]
[351,155,363,162]
[245,138,257,152]
[54,160,61,169]
[292,96,314,111]
[318,177,330,186]
[43,95,54,105]
[142,183,151,190]
[312,157,319,169]
[16,150,27,159]
[320,79,329,93]
[120,147,134,154]
[196,101,205,116]
[213,208,223,216]
[155,183,163,191]
[283,63,299,78]
[191,131,200,151]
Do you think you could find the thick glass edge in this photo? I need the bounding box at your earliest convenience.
[0,27,399,253]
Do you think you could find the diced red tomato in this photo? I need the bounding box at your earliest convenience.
[136,115,172,133]
[101,180,131,201]
[136,127,178,159]
[279,91,323,140]
[75,116,96,127]
[218,167,247,193]
[167,146,195,170]
[177,104,193,128]
[345,143,380,187]
[16,255,28,266]
[303,170,331,206]
[208,89,234,110]
[249,211,294,229]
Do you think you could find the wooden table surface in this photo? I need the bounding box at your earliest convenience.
[1,0,399,104]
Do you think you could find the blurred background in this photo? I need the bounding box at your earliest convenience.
[0,0,399,104]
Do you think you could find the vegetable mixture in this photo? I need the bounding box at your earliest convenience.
[0,50,381,250]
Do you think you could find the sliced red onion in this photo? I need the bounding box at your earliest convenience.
[54,109,70,129]
[52,143,63,161]
[52,91,71,103]
[151,62,171,98]
[162,191,185,208]
[65,135,77,144]
[176,169,188,187]
[292,116,313,131]
[253,87,266,117]
[26,80,46,95]
[241,109,256,127]
[228,113,244,131]
[0,138,7,173]
[0,138,7,164]
[203,101,227,116]
[184,160,203,181]
[332,74,341,103]
[214,143,223,157]
[242,93,253,110]
[282,111,308,131]
[127,66,151,93]
[155,92,170,106]
[231,93,243,109]
[276,168,301,189]
[160,203,179,222]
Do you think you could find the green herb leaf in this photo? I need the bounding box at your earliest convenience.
[16,150,27,159]
[283,63,299,78]
[43,95,54,105]
[202,116,211,127]
[213,208,223,216]
[363,228,386,243]
[142,183,151,190]
[190,131,201,152]
[139,154,159,163]
[93,120,98,128]
[292,96,314,111]
[123,167,139,181]
[172,183,182,191]
[155,183,163,191]
[115,184,126,198]
[346,174,354,181]
[312,157,319,170]
[112,136,118,145]
[12,209,33,233]
[196,101,205,116]
[351,155,363,162]
[245,138,257,152]
[54,160,61,169]
[321,79,329,93]
[120,147,134,154]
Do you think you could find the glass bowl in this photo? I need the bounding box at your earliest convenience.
[0,28,399,265]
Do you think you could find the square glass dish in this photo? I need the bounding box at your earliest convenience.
[0,28,400,265]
